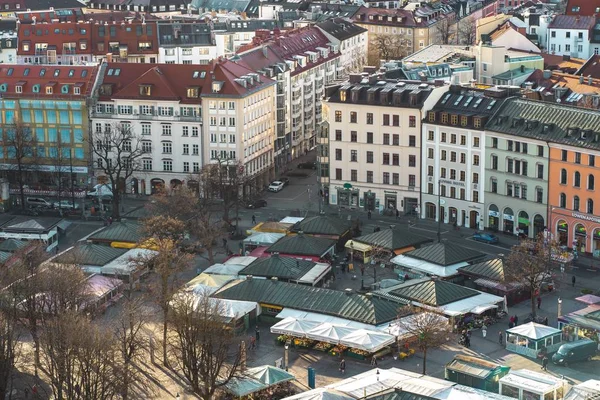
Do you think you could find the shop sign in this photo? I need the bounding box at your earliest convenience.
[384,190,397,194]
[518,217,530,226]
[572,213,600,224]
[439,179,466,187]
[488,210,499,217]
[503,214,514,221]
[0,163,88,173]
[557,222,568,232]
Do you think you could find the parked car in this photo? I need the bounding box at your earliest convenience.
[26,197,52,209]
[297,161,317,169]
[472,232,499,244]
[86,184,113,198]
[280,177,290,186]
[552,339,597,366]
[268,181,285,192]
[53,200,80,210]
[246,199,267,209]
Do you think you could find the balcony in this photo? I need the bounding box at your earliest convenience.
[91,111,202,123]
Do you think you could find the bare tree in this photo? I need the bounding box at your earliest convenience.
[170,292,241,400]
[90,122,147,221]
[434,18,456,45]
[3,121,38,210]
[503,235,556,318]
[0,297,20,400]
[396,306,453,375]
[187,212,225,265]
[145,186,199,222]
[368,35,410,66]
[457,16,477,45]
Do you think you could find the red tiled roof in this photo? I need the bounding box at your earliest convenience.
[17,21,92,56]
[0,65,99,99]
[566,0,600,16]
[99,60,274,103]
[548,15,596,30]
[576,54,600,79]
[16,8,83,23]
[90,18,159,56]
[541,53,586,73]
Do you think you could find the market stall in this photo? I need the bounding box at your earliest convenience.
[185,273,237,295]
[344,240,373,263]
[505,322,563,359]
[558,304,600,342]
[243,233,286,253]
[224,365,295,399]
[246,222,294,236]
[499,369,568,400]
[203,263,246,276]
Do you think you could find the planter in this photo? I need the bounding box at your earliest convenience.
[346,351,366,361]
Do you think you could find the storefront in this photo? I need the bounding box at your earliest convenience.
[594,229,600,258]
[557,220,568,246]
[363,191,376,211]
[384,191,397,210]
[336,186,360,208]
[488,205,499,231]
[502,207,514,235]
[574,224,587,253]
[517,211,529,236]
[533,214,545,237]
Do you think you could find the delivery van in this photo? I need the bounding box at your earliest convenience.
[86,184,113,198]
[552,339,597,366]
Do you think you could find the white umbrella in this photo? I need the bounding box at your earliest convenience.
[306,323,354,343]
[339,329,395,352]
[270,317,320,337]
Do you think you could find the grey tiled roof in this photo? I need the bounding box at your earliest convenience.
[353,228,432,251]
[0,239,28,253]
[389,279,479,307]
[485,97,600,150]
[316,18,367,41]
[2,217,63,233]
[88,220,143,244]
[290,216,351,236]
[266,234,336,257]
[54,243,127,266]
[213,278,401,324]
[239,255,316,280]
[458,258,505,281]
[405,243,485,266]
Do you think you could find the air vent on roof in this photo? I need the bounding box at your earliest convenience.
[542,123,553,133]
[396,82,406,87]
[234,78,247,88]
[419,83,428,89]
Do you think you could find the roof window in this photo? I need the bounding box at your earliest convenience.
[40,68,46,77]
[81,70,88,78]
[54,69,60,77]
[7,68,13,76]
[68,69,75,77]
[114,69,120,76]
[23,68,30,76]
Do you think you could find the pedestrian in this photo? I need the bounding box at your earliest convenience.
[514,315,519,326]
[498,331,503,345]
[543,317,549,326]
[368,210,372,220]
[509,315,515,325]
[465,335,471,348]
[396,209,400,219]
[572,275,576,287]
[255,326,260,342]
[340,359,346,374]
[482,324,487,338]
[252,214,256,225]
[541,355,548,371]
[24,388,29,400]
[537,296,542,309]
[250,336,256,350]
[371,355,378,367]
[509,321,514,329]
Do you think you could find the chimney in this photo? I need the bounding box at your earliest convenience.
[246,275,253,280]
[589,75,593,85]
[345,288,353,296]
[271,277,278,282]
[543,70,552,79]
[580,75,585,84]
[524,81,533,90]
[368,75,378,85]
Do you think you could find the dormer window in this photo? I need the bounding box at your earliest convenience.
[46,86,53,94]
[186,87,199,98]
[450,115,458,125]
[428,111,436,122]
[16,85,23,94]
[474,118,482,129]
[340,91,346,102]
[99,84,112,96]
[441,113,448,124]
[212,81,223,93]
[74,86,81,95]
[139,85,152,96]
[461,116,468,126]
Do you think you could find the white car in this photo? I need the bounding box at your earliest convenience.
[53,200,80,210]
[268,181,285,192]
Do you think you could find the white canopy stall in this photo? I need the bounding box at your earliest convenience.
[203,263,246,276]
[243,233,285,252]
[271,317,320,337]
[391,255,468,278]
[339,329,395,353]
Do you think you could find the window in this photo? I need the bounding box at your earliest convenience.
[574,171,581,187]
[450,115,458,125]
[335,169,342,180]
[409,155,416,167]
[351,170,357,182]
[535,164,543,179]
[515,142,520,152]
[450,169,457,180]
[522,143,528,154]
[143,159,152,171]
[142,141,152,152]
[383,153,390,165]
[459,171,465,181]
[473,155,480,166]
[474,118,482,129]
[561,169,567,184]
[393,115,400,127]
[491,179,497,193]
[163,160,173,172]
[409,116,416,127]
[123,140,132,152]
[473,137,479,147]
[507,140,513,151]
[392,154,399,166]
[441,150,447,161]
[408,135,416,147]
[492,138,498,148]
[451,134,457,144]
[574,196,580,211]
[392,173,399,185]
[460,153,466,164]
[183,162,190,172]
[335,111,342,122]
[366,113,373,124]
[351,150,357,162]
[383,173,390,184]
[560,193,567,208]
[441,114,448,124]
[473,173,479,184]
[367,151,373,163]
[588,199,594,214]
[335,149,342,160]
[428,166,434,176]
[393,134,400,146]
[441,132,447,142]
[351,131,357,142]
[575,152,581,164]
[441,168,446,178]
[522,161,527,176]
[589,175,595,190]
[182,126,189,137]
[561,150,568,161]
[229,117,236,127]
[350,112,357,123]
[366,132,373,144]
[589,155,596,166]
[162,125,172,136]
[428,131,434,141]
[162,142,172,154]
[383,134,390,145]
[460,135,466,146]
[450,187,456,198]
[367,171,373,183]
[521,185,527,199]
[507,159,514,173]
[507,183,513,197]
[409,175,416,187]
[428,148,434,159]
[536,187,543,203]
[537,145,544,157]
[491,155,498,170]
[450,152,456,162]
[183,144,189,155]
[383,114,390,126]
[335,130,342,141]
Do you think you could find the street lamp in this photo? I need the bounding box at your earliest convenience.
[284,342,290,371]
[558,297,563,319]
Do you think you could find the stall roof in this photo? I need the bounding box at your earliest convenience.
[203,263,246,275]
[243,232,285,245]
[353,229,432,251]
[565,380,600,400]
[297,263,331,285]
[290,215,351,236]
[271,317,321,336]
[339,329,395,352]
[266,234,336,257]
[388,279,479,307]
[506,322,561,339]
[239,254,317,280]
[213,279,400,325]
[345,240,372,253]
[186,273,237,291]
[446,355,505,379]
[276,309,376,330]
[0,239,29,252]
[575,294,600,305]
[1,217,64,233]
[284,388,354,400]
[249,221,293,234]
[434,385,514,400]
[458,258,505,281]
[404,243,485,266]
[499,370,566,393]
[97,248,157,275]
[391,255,468,277]
[558,304,600,331]
[224,256,257,266]
[88,220,142,243]
[53,243,127,267]
[84,274,123,300]
[280,217,304,224]
[225,365,295,397]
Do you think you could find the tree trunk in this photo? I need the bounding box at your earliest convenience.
[531,290,537,318]
[207,246,214,265]
[422,347,427,375]
[162,306,168,367]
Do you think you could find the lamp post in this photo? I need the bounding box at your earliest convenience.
[284,342,290,371]
[437,179,443,243]
[558,297,562,320]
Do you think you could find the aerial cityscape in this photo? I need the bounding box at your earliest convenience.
[0,0,599,398]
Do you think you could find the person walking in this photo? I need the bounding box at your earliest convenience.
[482,324,487,338]
[252,214,256,225]
[371,355,378,367]
[514,315,519,326]
[498,331,503,345]
[543,317,549,326]
[222,238,227,248]
[396,209,400,220]
[537,296,542,309]
[541,355,548,371]
[340,359,346,374]
[255,326,260,342]
[572,275,576,287]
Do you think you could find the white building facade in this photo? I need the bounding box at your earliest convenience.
[547,15,594,59]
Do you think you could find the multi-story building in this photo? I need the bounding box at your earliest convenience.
[483,98,551,238]
[476,44,543,85]
[237,27,341,168]
[547,16,595,59]
[322,74,448,213]
[316,18,368,79]
[0,64,100,187]
[91,60,275,195]
[86,0,191,15]
[421,87,504,230]
[0,20,18,64]
[546,111,600,256]
[1,1,83,17]
[157,21,217,65]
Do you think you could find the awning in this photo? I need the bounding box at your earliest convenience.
[271,317,320,336]
[297,263,331,285]
[471,304,498,314]
[344,240,372,253]
[391,255,468,277]
[394,246,415,255]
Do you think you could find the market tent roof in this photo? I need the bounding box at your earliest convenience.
[214,279,400,325]
[224,256,257,266]
[458,258,506,281]
[280,217,304,224]
[203,263,246,275]
[353,229,432,251]
[185,273,236,293]
[391,255,468,277]
[271,317,321,336]
[558,304,600,331]
[225,365,295,397]
[88,220,142,243]
[307,323,355,342]
[276,309,376,330]
[243,232,286,246]
[345,240,372,253]
[266,234,336,257]
[290,215,351,236]
[84,274,123,301]
[88,248,157,275]
[388,279,479,307]
[284,388,354,400]
[435,385,515,400]
[339,329,395,352]
[499,370,566,393]
[565,380,600,400]
[53,243,127,267]
[249,221,294,234]
[506,322,561,339]
[404,243,485,266]
[239,254,318,280]
[445,355,504,379]
[575,294,600,305]
[297,263,331,285]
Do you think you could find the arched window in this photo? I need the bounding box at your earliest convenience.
[560,168,567,184]
[574,196,580,211]
[559,193,566,208]
[589,174,595,190]
[574,171,581,187]
[588,199,594,215]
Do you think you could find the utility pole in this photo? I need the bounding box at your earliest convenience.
[437,179,442,243]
